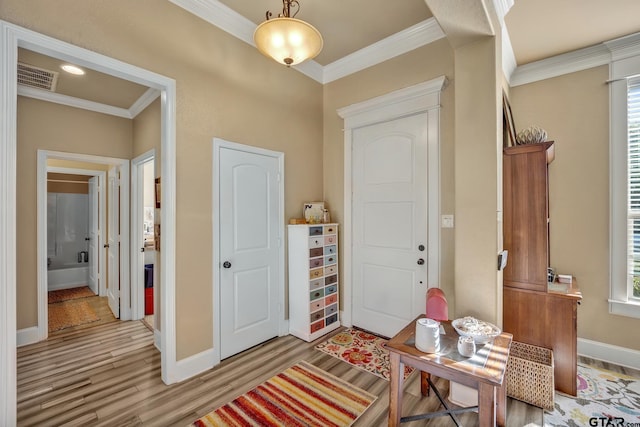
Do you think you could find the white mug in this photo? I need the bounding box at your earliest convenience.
[457,336,476,357]
[415,318,440,353]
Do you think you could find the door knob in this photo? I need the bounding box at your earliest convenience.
[418,244,425,251]
[223,261,232,269]
[140,247,145,252]
[417,258,425,265]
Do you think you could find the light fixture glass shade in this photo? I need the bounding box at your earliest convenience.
[253,17,323,66]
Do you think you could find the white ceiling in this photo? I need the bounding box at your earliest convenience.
[16,0,640,113]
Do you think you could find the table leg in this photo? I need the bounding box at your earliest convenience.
[388,352,404,427]
[496,381,507,426]
[420,371,430,396]
[477,382,496,427]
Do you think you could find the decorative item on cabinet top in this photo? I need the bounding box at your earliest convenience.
[516,125,548,145]
[303,202,324,224]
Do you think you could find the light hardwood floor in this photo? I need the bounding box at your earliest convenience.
[21,300,636,427]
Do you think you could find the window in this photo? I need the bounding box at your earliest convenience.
[630,78,640,300]
[610,51,640,318]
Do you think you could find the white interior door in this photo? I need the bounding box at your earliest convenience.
[107,166,120,318]
[87,176,99,295]
[352,112,428,338]
[219,146,280,359]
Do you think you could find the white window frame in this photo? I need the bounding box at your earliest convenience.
[609,41,640,319]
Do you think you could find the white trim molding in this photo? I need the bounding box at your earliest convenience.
[174,348,216,383]
[337,76,447,328]
[578,338,640,371]
[16,327,39,348]
[510,31,640,87]
[322,19,445,84]
[168,0,445,84]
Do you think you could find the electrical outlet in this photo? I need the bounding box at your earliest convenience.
[441,214,454,228]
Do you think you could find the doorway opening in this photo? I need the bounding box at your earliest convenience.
[1,21,178,420]
[38,150,130,338]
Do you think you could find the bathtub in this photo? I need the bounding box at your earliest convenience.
[47,266,90,291]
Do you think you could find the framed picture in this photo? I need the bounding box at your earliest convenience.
[502,92,517,148]
[155,177,161,208]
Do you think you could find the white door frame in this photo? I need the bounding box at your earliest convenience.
[131,149,155,321]
[337,76,446,327]
[212,138,287,366]
[0,20,178,423]
[45,165,107,296]
[37,151,127,342]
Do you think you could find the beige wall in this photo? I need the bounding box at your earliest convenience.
[16,97,133,329]
[3,0,323,359]
[511,65,640,351]
[323,39,457,309]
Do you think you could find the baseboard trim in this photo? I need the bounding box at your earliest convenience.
[154,329,161,351]
[174,348,216,382]
[17,326,40,347]
[578,338,640,371]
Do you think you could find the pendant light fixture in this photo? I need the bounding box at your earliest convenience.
[253,0,323,67]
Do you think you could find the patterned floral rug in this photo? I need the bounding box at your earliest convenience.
[545,364,640,426]
[315,328,414,381]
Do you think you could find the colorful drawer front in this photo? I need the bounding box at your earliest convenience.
[309,237,323,248]
[309,279,323,291]
[325,284,337,295]
[326,313,338,326]
[310,299,324,312]
[324,255,337,266]
[324,235,337,245]
[309,226,323,236]
[325,275,337,285]
[325,303,338,316]
[310,310,324,322]
[324,265,337,276]
[310,289,324,301]
[309,268,323,279]
[309,258,324,269]
[310,320,325,333]
[325,294,338,305]
[309,247,323,258]
[324,225,337,234]
[324,245,337,255]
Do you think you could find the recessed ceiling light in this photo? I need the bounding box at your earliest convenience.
[61,64,85,75]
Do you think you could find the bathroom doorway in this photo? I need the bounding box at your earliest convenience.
[38,150,131,338]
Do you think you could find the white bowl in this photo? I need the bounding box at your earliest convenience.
[452,316,501,344]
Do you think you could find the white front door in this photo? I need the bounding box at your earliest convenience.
[87,176,99,295]
[352,112,429,338]
[219,145,280,359]
[107,166,120,318]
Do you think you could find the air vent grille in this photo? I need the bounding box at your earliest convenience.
[17,62,59,91]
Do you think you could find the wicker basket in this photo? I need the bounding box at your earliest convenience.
[506,341,555,411]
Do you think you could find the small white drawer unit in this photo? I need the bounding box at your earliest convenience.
[288,223,340,341]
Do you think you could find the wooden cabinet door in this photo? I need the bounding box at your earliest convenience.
[503,142,554,292]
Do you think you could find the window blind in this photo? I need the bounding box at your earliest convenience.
[628,77,640,298]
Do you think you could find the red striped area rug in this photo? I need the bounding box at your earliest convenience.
[190,361,376,427]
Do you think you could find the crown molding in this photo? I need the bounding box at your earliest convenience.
[322,19,445,84]
[18,85,132,118]
[605,32,640,62]
[129,87,161,118]
[169,0,255,46]
[510,44,611,87]
[18,85,160,119]
[169,0,445,84]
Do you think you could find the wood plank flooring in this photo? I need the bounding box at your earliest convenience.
[17,318,547,427]
[21,303,637,426]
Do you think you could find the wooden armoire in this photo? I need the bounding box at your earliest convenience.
[502,141,582,396]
